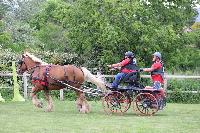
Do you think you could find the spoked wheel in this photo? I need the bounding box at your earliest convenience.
[155,93,167,110]
[122,91,132,112]
[133,93,158,116]
[102,91,130,114]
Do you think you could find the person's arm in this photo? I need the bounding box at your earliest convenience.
[107,63,121,68]
[143,67,155,72]
[107,58,130,68]
[143,63,160,72]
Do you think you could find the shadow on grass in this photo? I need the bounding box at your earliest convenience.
[102,110,169,117]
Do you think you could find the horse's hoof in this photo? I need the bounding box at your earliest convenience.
[79,108,90,113]
[79,110,86,113]
[45,108,53,112]
[37,102,43,108]
[45,109,51,112]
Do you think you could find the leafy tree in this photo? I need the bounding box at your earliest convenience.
[22,0,200,71]
[0,20,11,45]
[0,1,8,20]
[1,0,46,52]
[29,0,69,52]
[0,1,11,47]
[63,0,200,70]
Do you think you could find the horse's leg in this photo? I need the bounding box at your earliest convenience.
[31,87,43,108]
[76,91,90,113]
[75,91,82,111]
[44,90,53,112]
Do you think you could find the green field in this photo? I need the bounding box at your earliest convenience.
[0,100,200,133]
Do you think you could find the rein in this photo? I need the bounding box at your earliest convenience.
[19,57,40,74]
[47,74,103,96]
[26,65,40,73]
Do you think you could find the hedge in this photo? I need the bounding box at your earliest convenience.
[0,78,200,103]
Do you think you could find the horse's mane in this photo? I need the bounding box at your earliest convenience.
[24,52,48,65]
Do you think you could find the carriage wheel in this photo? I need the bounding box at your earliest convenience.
[102,91,130,114]
[133,93,158,116]
[154,93,167,110]
[122,91,132,112]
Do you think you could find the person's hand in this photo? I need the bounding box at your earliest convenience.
[107,65,112,68]
[139,68,144,72]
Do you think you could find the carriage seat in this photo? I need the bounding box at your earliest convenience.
[122,71,140,84]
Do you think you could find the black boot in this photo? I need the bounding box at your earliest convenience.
[106,84,116,90]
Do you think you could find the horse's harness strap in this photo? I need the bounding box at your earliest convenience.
[32,65,83,90]
[32,78,47,86]
[72,66,76,82]
[63,66,68,79]
[44,65,52,88]
[27,65,39,73]
[31,65,52,89]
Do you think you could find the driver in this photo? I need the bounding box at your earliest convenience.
[107,51,138,89]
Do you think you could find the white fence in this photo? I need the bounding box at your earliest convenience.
[0,72,200,100]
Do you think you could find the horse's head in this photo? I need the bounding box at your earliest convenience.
[17,53,31,74]
[17,52,48,74]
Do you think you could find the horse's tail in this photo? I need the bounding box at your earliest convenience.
[81,67,107,91]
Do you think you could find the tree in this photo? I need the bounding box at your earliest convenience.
[1,0,46,52]
[0,1,8,20]
[0,1,11,47]
[28,0,200,71]
[29,0,69,52]
[64,0,200,70]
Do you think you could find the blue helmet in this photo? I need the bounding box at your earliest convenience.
[153,52,161,59]
[125,51,134,58]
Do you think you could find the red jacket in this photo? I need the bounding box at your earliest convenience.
[151,61,164,84]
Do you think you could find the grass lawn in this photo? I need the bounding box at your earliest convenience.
[0,100,200,133]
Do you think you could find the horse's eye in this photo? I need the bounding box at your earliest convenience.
[17,60,23,65]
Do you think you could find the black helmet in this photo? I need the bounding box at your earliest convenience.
[125,51,134,58]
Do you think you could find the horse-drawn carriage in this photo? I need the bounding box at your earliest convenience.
[71,68,167,116]
[102,70,167,115]
[17,52,166,115]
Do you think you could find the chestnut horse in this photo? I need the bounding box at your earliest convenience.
[17,52,107,113]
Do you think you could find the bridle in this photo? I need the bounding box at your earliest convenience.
[18,56,39,73]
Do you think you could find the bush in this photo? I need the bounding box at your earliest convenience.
[166,79,200,103]
[0,87,14,101]
[1,78,200,103]
[168,91,200,104]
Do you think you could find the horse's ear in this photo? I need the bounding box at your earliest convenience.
[22,51,28,57]
[24,49,30,55]
[21,51,25,57]
[24,49,29,53]
[24,51,28,54]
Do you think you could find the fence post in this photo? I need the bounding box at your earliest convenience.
[12,61,25,102]
[0,93,5,102]
[164,73,168,91]
[60,89,64,101]
[23,72,28,99]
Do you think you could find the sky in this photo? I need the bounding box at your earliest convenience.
[195,7,200,22]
